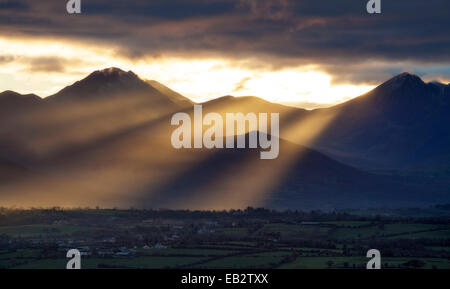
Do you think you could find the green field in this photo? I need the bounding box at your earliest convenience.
[0,224,91,238]
[12,256,207,269]
[386,229,450,239]
[195,251,291,269]
[137,247,237,257]
[329,223,450,240]
[321,221,371,227]
[279,257,450,269]
[261,223,329,239]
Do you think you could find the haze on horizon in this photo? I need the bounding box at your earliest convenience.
[0,0,449,109]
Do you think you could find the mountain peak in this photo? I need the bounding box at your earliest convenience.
[45,68,190,110]
[0,90,21,98]
[99,67,126,74]
[47,67,152,101]
[336,71,449,117]
[91,67,136,76]
[0,90,41,101]
[395,71,417,78]
[85,67,141,83]
[385,72,424,85]
[373,72,426,97]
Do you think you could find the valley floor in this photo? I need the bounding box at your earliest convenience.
[0,208,449,269]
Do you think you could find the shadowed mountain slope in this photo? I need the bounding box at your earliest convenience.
[310,73,450,170]
[138,134,443,210]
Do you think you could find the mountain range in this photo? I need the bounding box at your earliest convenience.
[0,68,449,210]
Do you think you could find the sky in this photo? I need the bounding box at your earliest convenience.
[0,0,449,108]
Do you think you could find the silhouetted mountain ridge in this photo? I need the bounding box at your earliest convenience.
[0,69,449,209]
[0,90,42,106]
[0,90,42,118]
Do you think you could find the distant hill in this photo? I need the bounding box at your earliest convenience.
[0,91,44,165]
[202,95,302,114]
[0,90,42,117]
[140,134,441,210]
[0,124,440,209]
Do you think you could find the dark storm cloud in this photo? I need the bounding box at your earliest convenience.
[23,57,68,73]
[1,0,449,83]
[0,54,89,74]
[85,0,236,19]
[0,1,29,11]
